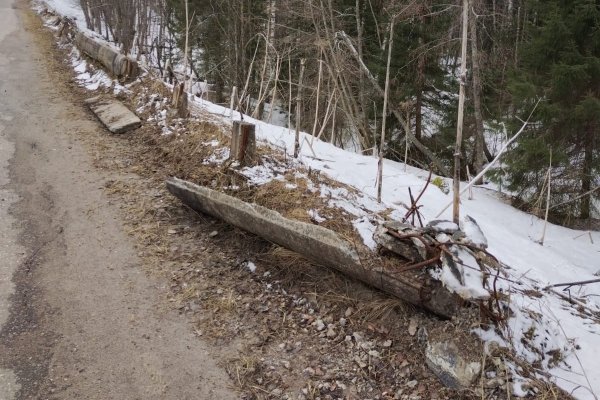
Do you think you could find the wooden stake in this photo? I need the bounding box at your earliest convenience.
[539,151,552,245]
[466,165,473,200]
[452,0,469,224]
[294,58,306,158]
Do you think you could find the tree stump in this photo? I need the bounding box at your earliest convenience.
[230,121,256,166]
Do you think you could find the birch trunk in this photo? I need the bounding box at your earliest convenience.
[452,0,469,224]
[377,18,395,203]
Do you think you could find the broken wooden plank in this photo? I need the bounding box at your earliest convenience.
[85,96,141,134]
[166,177,462,318]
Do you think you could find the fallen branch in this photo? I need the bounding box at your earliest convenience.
[544,278,600,291]
[435,98,542,219]
[336,31,450,176]
[550,186,600,211]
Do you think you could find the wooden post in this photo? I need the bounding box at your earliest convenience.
[172,82,189,118]
[452,0,469,224]
[230,121,256,166]
[539,151,552,245]
[294,58,306,158]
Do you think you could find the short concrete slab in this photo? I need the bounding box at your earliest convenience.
[85,96,141,134]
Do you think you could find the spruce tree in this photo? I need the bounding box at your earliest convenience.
[501,0,600,219]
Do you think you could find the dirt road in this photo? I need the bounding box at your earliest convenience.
[0,1,237,398]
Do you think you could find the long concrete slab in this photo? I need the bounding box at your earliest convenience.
[166,177,461,318]
[85,96,141,134]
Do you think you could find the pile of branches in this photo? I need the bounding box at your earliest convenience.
[374,218,507,324]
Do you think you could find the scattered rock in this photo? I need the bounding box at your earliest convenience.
[460,215,488,249]
[209,230,219,237]
[354,356,367,369]
[345,307,354,317]
[425,341,481,388]
[426,220,459,234]
[314,319,326,331]
[408,317,418,336]
[326,326,336,338]
[417,327,428,346]
[484,377,505,388]
[382,339,392,348]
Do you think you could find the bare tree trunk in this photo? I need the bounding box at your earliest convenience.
[253,6,273,119]
[266,55,281,123]
[311,55,323,137]
[453,0,469,224]
[415,10,426,141]
[337,31,449,176]
[377,17,395,203]
[539,151,552,245]
[470,1,487,182]
[183,0,190,91]
[580,125,595,219]
[355,0,368,141]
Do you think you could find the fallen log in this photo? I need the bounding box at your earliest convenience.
[74,32,139,81]
[166,177,462,318]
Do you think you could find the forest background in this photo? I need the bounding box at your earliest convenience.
[78,0,600,223]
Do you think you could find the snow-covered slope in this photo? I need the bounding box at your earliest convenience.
[197,99,600,399]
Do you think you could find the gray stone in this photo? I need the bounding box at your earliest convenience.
[425,341,481,388]
[373,225,423,262]
[85,96,141,134]
[315,319,326,331]
[460,215,488,249]
[426,220,460,234]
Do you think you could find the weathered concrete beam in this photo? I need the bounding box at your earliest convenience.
[85,96,141,134]
[74,32,139,80]
[166,177,461,318]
